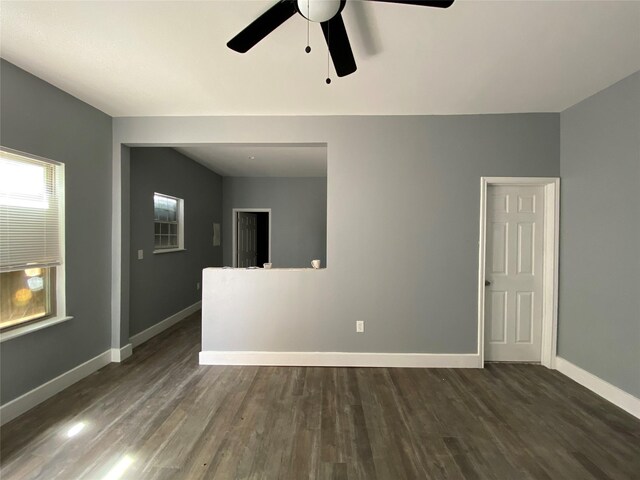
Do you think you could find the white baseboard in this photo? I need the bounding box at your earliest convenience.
[555,357,640,419]
[0,349,112,426]
[111,343,132,363]
[199,351,481,368]
[130,301,201,348]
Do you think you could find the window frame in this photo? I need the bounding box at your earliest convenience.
[152,192,185,254]
[0,147,70,343]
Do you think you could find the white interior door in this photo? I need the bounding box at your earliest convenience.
[485,185,544,362]
[237,212,258,267]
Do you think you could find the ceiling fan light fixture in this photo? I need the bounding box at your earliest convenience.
[297,0,342,23]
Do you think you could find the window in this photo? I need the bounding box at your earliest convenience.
[0,147,66,333]
[153,192,184,252]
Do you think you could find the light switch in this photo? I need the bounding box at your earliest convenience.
[137,249,144,260]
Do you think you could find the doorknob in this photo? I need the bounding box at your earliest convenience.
[485,280,491,286]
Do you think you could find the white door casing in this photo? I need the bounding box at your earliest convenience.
[237,212,258,267]
[485,185,543,362]
[478,177,560,369]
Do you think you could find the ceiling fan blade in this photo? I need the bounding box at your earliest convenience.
[366,0,454,8]
[321,14,357,78]
[227,0,298,53]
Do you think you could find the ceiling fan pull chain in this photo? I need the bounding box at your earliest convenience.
[326,22,331,84]
[305,1,311,53]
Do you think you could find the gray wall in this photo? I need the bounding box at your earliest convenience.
[0,59,113,404]
[129,148,222,336]
[114,114,560,354]
[5,55,636,406]
[222,177,327,268]
[559,71,640,397]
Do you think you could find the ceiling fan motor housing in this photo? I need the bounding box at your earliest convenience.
[297,0,346,23]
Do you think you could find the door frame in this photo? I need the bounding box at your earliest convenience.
[232,208,272,268]
[477,177,560,368]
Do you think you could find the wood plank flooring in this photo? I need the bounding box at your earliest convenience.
[1,312,639,479]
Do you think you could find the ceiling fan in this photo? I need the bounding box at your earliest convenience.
[227,0,454,79]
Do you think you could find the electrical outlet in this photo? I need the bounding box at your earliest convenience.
[197,282,201,290]
[137,249,143,260]
[356,321,364,333]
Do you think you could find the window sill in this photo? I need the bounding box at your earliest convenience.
[153,248,187,255]
[0,315,74,343]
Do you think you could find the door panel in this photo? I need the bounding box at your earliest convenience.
[489,222,508,274]
[488,291,507,343]
[490,193,509,214]
[237,212,258,267]
[515,291,533,343]
[518,194,536,213]
[485,185,544,362]
[517,223,535,274]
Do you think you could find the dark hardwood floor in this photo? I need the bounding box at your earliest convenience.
[1,312,639,480]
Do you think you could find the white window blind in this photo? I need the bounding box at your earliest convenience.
[0,148,64,273]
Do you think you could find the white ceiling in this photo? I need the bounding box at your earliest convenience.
[1,1,639,117]
[174,144,327,177]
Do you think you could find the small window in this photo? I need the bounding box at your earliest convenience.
[153,193,184,252]
[0,147,66,332]
[1,268,56,329]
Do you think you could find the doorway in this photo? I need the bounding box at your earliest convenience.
[478,177,559,368]
[232,208,271,267]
